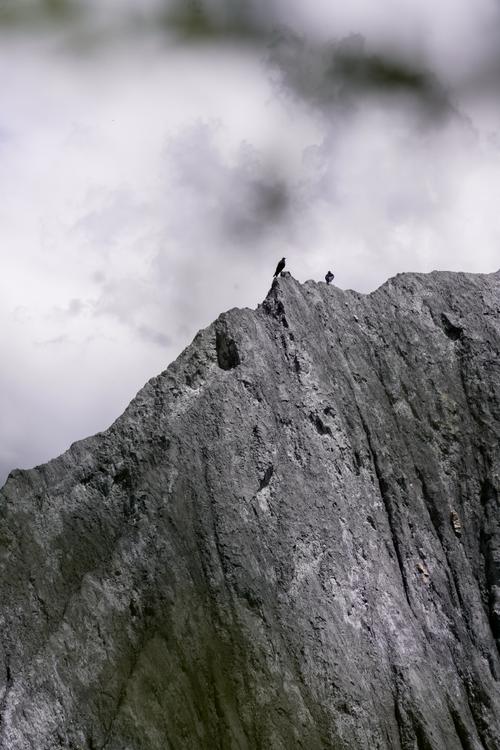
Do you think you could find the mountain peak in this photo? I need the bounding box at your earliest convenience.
[1,269,499,749]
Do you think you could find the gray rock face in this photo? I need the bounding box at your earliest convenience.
[1,270,500,750]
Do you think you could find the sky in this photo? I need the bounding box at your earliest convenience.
[1,0,500,485]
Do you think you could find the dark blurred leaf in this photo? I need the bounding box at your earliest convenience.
[162,0,269,42]
[335,35,450,115]
[0,1,454,123]
[269,31,453,121]
[0,0,78,25]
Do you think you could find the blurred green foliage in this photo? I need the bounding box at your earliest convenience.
[162,0,266,42]
[269,31,451,119]
[0,0,78,24]
[0,0,452,121]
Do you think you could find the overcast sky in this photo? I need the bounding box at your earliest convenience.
[1,0,500,485]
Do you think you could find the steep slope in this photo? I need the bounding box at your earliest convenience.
[0,270,499,750]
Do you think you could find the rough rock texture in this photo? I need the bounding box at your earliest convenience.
[1,270,500,750]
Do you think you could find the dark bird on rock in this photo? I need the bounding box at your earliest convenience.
[325,270,335,284]
[274,257,286,277]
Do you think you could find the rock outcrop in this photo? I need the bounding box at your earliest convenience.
[1,270,500,749]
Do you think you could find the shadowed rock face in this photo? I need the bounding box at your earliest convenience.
[1,270,500,750]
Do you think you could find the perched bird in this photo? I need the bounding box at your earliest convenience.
[274,257,286,277]
[325,270,335,285]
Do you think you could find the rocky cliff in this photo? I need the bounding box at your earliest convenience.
[1,270,500,750]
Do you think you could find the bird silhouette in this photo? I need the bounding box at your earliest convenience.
[274,257,286,277]
[325,270,334,285]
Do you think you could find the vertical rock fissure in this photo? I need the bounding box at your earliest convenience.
[462,677,492,750]
[197,450,258,749]
[448,701,482,750]
[358,414,413,614]
[99,645,143,750]
[480,477,500,654]
[0,654,12,737]
[396,702,422,750]
[411,715,434,750]
[414,469,445,546]
[415,468,470,619]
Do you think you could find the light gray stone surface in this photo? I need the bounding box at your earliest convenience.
[1,270,500,749]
